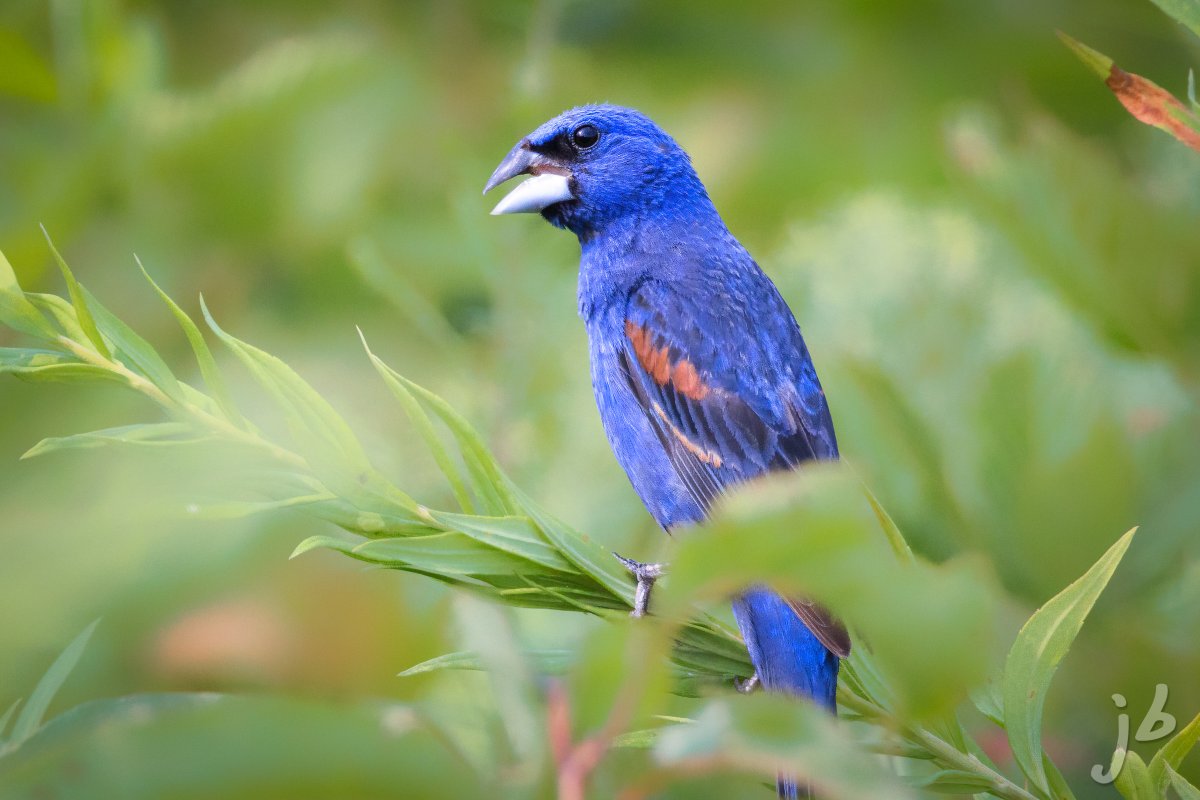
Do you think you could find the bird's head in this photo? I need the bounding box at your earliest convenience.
[483,104,711,239]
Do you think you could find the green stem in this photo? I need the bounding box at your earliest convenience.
[56,336,310,471]
[839,692,1041,800]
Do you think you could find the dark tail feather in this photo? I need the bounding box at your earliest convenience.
[775,774,805,799]
[732,587,840,799]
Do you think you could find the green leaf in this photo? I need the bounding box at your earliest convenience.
[1002,528,1135,794]
[306,498,430,537]
[969,676,1004,727]
[192,494,339,521]
[377,368,520,515]
[1057,32,1200,152]
[611,727,665,749]
[1114,749,1157,800]
[82,286,185,404]
[200,298,384,496]
[450,594,542,768]
[864,484,914,563]
[508,483,633,604]
[1043,750,1078,800]
[905,769,996,794]
[353,532,548,576]
[8,620,99,746]
[1151,711,1200,790]
[0,698,21,742]
[360,330,474,513]
[0,249,55,339]
[290,534,349,560]
[26,293,87,341]
[655,696,911,798]
[1146,0,1200,39]
[0,347,124,385]
[398,649,573,678]
[22,423,210,459]
[429,511,574,572]
[1057,31,1113,79]
[138,259,242,425]
[663,465,996,719]
[0,692,484,797]
[1166,764,1200,800]
[292,532,530,578]
[40,229,111,359]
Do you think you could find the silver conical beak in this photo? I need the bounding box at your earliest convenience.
[483,141,574,215]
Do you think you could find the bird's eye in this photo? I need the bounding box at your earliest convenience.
[570,124,600,150]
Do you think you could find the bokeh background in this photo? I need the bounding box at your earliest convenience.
[1,0,1198,797]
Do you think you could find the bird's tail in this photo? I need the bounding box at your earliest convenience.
[732,587,840,799]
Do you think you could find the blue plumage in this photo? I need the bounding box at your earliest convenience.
[486,105,846,796]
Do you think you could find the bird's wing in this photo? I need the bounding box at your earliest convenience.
[618,278,848,656]
[619,278,836,507]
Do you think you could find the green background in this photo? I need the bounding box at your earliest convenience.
[1,0,1198,797]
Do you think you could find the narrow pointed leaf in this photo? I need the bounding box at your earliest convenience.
[906,769,996,794]
[1151,711,1200,790]
[611,727,664,749]
[1058,32,1200,152]
[969,677,1004,727]
[0,347,123,385]
[864,485,914,562]
[654,696,912,798]
[352,532,542,576]
[139,260,242,425]
[22,423,209,459]
[290,535,349,560]
[0,249,55,338]
[1146,0,1200,39]
[0,698,21,742]
[430,511,573,572]
[508,483,633,603]
[1043,753,1078,800]
[1057,31,1112,78]
[1003,529,1135,793]
[398,649,573,677]
[200,299,373,483]
[1114,749,1157,800]
[360,331,474,513]
[190,494,338,520]
[9,620,99,745]
[1167,764,1200,800]
[40,229,111,358]
[26,293,86,341]
[82,286,184,404]
[0,692,483,797]
[386,373,520,514]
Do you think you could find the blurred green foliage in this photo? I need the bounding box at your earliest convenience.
[2,0,1199,797]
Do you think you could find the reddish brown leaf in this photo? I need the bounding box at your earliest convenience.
[1106,65,1200,152]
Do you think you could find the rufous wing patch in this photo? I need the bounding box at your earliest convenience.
[625,320,711,400]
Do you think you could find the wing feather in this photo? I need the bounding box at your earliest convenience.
[619,279,848,654]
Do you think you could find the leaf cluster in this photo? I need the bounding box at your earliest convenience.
[1,243,1195,797]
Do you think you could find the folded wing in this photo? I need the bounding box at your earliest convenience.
[618,278,848,657]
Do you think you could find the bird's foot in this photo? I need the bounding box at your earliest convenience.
[734,673,760,694]
[614,553,666,618]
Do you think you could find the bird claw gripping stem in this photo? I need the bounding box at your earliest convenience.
[613,553,665,618]
[734,673,760,694]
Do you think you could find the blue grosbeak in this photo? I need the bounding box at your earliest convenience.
[486,105,847,798]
